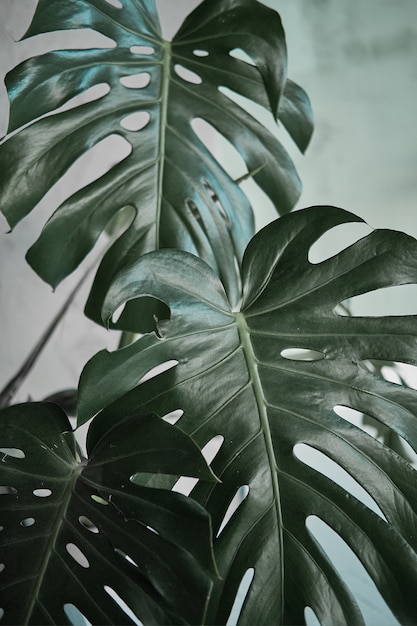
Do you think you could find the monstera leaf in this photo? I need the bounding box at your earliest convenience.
[0,402,218,625]
[78,206,417,624]
[0,0,312,327]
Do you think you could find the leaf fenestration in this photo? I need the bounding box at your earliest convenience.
[79,206,417,624]
[0,0,312,328]
[0,402,217,625]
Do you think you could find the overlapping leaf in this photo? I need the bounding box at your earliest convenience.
[79,206,417,624]
[0,402,217,625]
[0,0,312,327]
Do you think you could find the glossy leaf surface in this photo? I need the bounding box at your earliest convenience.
[0,402,217,625]
[79,206,417,625]
[0,0,312,326]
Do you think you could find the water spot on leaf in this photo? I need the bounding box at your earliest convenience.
[64,604,93,626]
[120,72,151,89]
[120,111,150,132]
[281,348,324,361]
[162,408,184,425]
[172,436,224,496]
[308,222,372,264]
[130,45,154,55]
[217,485,249,537]
[79,516,99,534]
[104,586,143,625]
[174,64,202,84]
[229,48,256,66]
[0,447,25,459]
[306,516,397,624]
[294,444,386,520]
[0,608,4,620]
[226,568,255,625]
[193,49,209,57]
[33,488,52,498]
[66,543,90,568]
[0,564,5,573]
[20,517,35,527]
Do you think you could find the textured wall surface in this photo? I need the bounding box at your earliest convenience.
[0,2,416,623]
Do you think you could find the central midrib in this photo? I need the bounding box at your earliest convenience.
[156,40,172,251]
[23,462,81,625]
[234,311,285,621]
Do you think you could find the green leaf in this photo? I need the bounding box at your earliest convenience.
[0,402,217,625]
[79,206,417,624]
[0,0,312,327]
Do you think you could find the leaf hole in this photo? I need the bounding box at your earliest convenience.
[20,517,35,527]
[0,486,17,495]
[226,568,255,625]
[203,180,229,222]
[174,64,202,85]
[161,408,184,425]
[304,606,321,626]
[66,543,90,568]
[120,111,150,132]
[217,485,250,537]
[229,48,256,66]
[334,405,417,466]
[91,494,110,506]
[294,444,386,520]
[130,45,155,55]
[104,586,143,626]
[280,348,324,362]
[186,199,203,224]
[191,117,248,181]
[139,360,179,384]
[111,302,126,324]
[119,72,151,89]
[33,488,52,498]
[360,359,417,390]
[193,49,209,57]
[56,83,110,116]
[115,548,139,568]
[338,285,417,316]
[172,435,224,496]
[36,133,132,220]
[79,516,99,534]
[308,222,372,264]
[306,516,397,624]
[0,447,25,459]
[104,0,123,7]
[64,604,92,626]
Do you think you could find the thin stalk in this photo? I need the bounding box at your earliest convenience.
[0,268,93,409]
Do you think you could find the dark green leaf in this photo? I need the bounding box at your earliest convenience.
[0,0,312,325]
[0,402,217,625]
[79,206,417,624]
